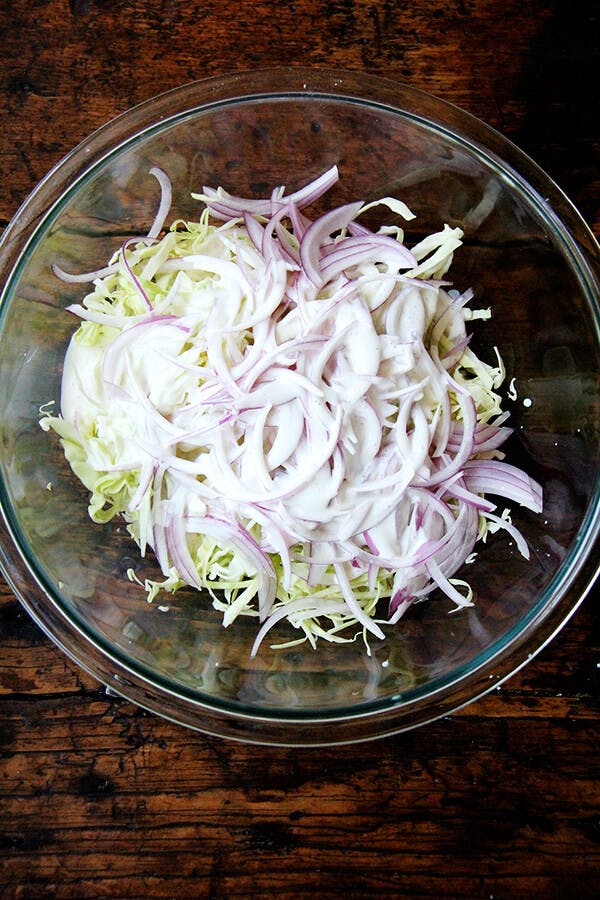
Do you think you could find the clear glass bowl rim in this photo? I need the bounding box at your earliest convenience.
[0,66,599,746]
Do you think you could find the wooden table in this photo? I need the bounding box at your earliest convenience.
[1,2,598,897]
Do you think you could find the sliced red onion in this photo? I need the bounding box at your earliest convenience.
[483,510,530,558]
[347,220,373,237]
[262,206,301,266]
[333,562,385,639]
[250,596,348,657]
[202,165,340,223]
[165,513,205,591]
[363,531,380,556]
[243,210,266,251]
[147,166,173,240]
[236,502,294,592]
[53,261,120,284]
[286,202,309,243]
[184,515,277,620]
[159,253,254,295]
[426,558,474,610]
[462,459,543,512]
[119,239,153,311]
[388,589,413,620]
[101,316,189,397]
[199,187,274,221]
[127,458,156,514]
[285,165,340,209]
[447,419,513,454]
[422,386,477,487]
[299,201,364,286]
[320,234,417,281]
[443,480,497,513]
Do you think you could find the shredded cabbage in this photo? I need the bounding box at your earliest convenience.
[42,166,542,654]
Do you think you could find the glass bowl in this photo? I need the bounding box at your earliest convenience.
[0,68,598,746]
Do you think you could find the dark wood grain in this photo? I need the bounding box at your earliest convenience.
[1,1,599,898]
